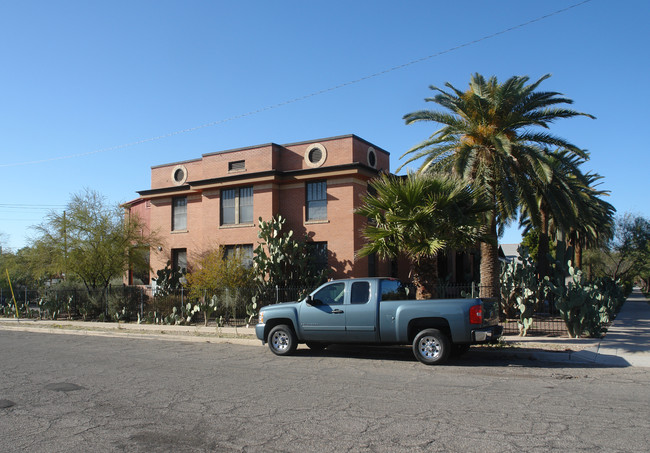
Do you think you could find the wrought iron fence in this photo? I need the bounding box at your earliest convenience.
[0,282,569,336]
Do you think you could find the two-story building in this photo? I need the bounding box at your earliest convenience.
[123,134,400,284]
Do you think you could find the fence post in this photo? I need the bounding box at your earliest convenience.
[140,287,144,319]
[275,285,279,304]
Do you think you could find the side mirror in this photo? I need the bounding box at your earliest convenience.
[306,295,317,306]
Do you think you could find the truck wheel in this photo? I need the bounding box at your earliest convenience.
[306,342,328,351]
[412,329,450,365]
[268,324,297,356]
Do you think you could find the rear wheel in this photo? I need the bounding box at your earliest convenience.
[268,324,297,356]
[412,328,450,365]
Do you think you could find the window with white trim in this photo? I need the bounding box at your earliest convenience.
[221,186,254,225]
[172,248,188,273]
[306,181,327,221]
[224,244,254,268]
[172,196,187,231]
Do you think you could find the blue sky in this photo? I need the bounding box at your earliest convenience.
[1,0,648,251]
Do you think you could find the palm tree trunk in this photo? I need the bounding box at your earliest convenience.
[537,208,550,280]
[574,241,583,269]
[480,219,500,299]
[412,256,439,300]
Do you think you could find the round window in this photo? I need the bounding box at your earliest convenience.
[308,148,323,164]
[304,143,327,168]
[171,165,188,185]
[367,147,377,168]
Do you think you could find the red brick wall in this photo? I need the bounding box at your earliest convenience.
[137,135,393,281]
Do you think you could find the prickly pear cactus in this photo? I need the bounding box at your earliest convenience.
[500,247,538,336]
[547,261,623,338]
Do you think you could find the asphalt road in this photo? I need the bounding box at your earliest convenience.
[1,330,649,452]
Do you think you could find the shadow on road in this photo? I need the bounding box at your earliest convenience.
[292,344,619,369]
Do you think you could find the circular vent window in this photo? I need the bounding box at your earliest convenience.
[367,147,377,168]
[304,143,327,168]
[171,165,188,185]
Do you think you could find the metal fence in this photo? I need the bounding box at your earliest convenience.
[0,283,569,336]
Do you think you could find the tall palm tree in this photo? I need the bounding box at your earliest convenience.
[399,73,594,297]
[519,150,615,277]
[567,172,615,268]
[519,149,590,279]
[356,172,490,299]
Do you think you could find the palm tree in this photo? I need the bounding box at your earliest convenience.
[519,150,615,278]
[399,73,594,297]
[356,172,490,299]
[567,172,615,268]
[519,149,590,279]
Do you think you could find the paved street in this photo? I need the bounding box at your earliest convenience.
[1,330,649,452]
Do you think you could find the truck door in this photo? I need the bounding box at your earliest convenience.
[344,281,378,342]
[299,282,346,342]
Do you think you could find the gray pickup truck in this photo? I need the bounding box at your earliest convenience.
[255,277,502,365]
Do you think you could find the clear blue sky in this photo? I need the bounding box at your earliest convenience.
[1,0,648,252]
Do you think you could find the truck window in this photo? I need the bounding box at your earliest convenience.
[380,280,414,301]
[350,282,370,304]
[312,282,345,305]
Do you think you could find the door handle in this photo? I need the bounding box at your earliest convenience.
[331,309,344,314]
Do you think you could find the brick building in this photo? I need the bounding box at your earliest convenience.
[124,135,401,284]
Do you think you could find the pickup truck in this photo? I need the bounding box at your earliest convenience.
[255,277,502,365]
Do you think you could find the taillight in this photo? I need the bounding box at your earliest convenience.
[469,305,483,324]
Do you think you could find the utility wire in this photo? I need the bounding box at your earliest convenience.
[0,0,594,169]
[0,204,66,208]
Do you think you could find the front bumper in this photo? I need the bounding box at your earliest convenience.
[255,323,266,343]
[471,325,503,343]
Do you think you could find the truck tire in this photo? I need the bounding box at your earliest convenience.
[268,324,297,356]
[412,328,450,365]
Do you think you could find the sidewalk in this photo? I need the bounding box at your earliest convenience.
[570,288,650,367]
[1,289,649,367]
[496,288,650,367]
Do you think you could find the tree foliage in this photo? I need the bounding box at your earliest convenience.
[185,246,255,300]
[30,189,158,294]
[589,214,650,284]
[356,172,490,299]
[400,73,594,297]
[253,216,328,301]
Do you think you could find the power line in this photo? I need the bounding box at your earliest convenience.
[0,203,66,208]
[0,205,66,213]
[0,0,594,169]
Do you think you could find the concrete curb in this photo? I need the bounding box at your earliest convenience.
[1,317,647,367]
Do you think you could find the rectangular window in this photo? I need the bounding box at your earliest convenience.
[172,197,187,231]
[306,241,328,272]
[221,187,253,225]
[224,244,254,268]
[380,279,415,301]
[306,181,327,221]
[239,187,253,224]
[130,248,150,285]
[172,248,187,273]
[351,281,370,304]
[228,160,246,172]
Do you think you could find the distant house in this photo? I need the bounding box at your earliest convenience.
[499,244,521,263]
